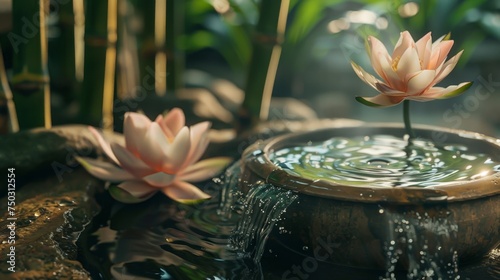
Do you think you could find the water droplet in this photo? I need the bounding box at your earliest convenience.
[379,209,384,214]
[212,178,222,184]
[367,158,390,166]
[58,199,76,206]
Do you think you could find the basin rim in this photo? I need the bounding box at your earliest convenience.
[242,122,500,204]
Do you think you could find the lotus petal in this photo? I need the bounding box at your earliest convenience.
[392,31,415,61]
[415,32,432,64]
[163,108,185,135]
[137,122,172,171]
[407,82,472,101]
[124,113,152,156]
[406,70,436,95]
[355,95,403,107]
[179,157,232,182]
[368,36,392,81]
[375,83,405,96]
[164,126,191,172]
[183,121,211,167]
[432,50,463,85]
[428,40,453,70]
[109,182,157,203]
[431,33,450,49]
[110,143,155,177]
[350,62,381,90]
[155,108,186,140]
[396,47,421,80]
[162,181,211,204]
[377,51,404,90]
[142,172,176,187]
[76,156,135,182]
[155,115,175,140]
[89,126,119,164]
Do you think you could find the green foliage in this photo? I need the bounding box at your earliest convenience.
[287,0,344,43]
[5,0,499,131]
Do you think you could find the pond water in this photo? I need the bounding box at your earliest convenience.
[270,135,500,188]
[78,155,500,279]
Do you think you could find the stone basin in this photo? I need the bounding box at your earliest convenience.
[240,123,500,270]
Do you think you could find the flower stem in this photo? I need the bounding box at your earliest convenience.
[403,100,415,139]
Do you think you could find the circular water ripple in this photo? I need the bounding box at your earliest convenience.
[271,135,500,187]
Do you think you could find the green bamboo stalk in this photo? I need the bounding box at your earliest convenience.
[132,0,183,96]
[49,0,77,104]
[238,0,290,131]
[166,0,184,92]
[10,0,51,130]
[74,0,85,82]
[0,45,19,133]
[79,0,117,131]
[132,0,157,95]
[114,0,140,101]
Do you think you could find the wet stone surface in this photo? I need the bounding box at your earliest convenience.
[0,125,109,279]
[0,168,103,279]
[0,125,102,196]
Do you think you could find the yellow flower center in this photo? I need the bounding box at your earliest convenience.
[391,56,400,72]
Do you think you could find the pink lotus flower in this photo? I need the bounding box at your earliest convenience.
[351,31,472,107]
[77,108,231,204]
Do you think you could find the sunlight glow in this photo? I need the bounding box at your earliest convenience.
[346,10,377,24]
[398,2,419,18]
[333,9,387,32]
[375,17,388,29]
[212,0,230,14]
[327,18,350,33]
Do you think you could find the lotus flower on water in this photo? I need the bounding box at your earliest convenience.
[77,108,231,204]
[351,31,472,107]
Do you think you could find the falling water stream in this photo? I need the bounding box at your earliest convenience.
[80,163,299,279]
[376,206,460,280]
[79,135,500,279]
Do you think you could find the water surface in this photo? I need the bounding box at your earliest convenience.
[271,134,500,187]
[78,156,500,279]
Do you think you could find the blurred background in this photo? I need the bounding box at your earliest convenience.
[1,0,500,137]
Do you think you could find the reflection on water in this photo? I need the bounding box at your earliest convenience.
[80,163,296,279]
[271,135,500,187]
[79,162,500,280]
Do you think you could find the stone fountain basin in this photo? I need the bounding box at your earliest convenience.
[240,123,500,270]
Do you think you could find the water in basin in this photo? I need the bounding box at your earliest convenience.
[270,134,500,188]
